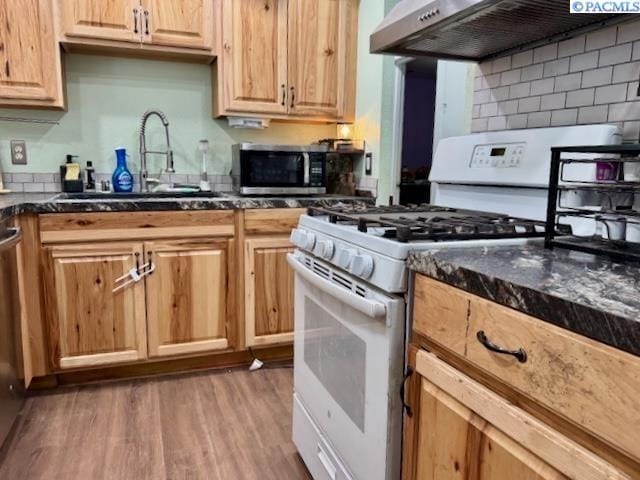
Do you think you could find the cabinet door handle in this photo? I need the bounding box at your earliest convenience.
[281,84,286,106]
[399,366,413,417]
[290,86,295,109]
[476,330,527,363]
[144,10,150,35]
[133,8,139,34]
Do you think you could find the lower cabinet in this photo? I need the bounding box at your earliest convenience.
[43,238,233,370]
[244,237,295,347]
[145,239,233,357]
[405,349,629,480]
[43,242,148,370]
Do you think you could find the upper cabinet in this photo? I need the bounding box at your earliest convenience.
[215,0,359,122]
[60,0,142,43]
[58,0,214,53]
[0,0,64,108]
[219,0,288,115]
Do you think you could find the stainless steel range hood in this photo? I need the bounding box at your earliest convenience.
[371,0,630,61]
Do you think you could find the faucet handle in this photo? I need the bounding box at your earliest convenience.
[166,150,175,174]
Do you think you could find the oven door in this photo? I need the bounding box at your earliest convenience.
[288,253,404,480]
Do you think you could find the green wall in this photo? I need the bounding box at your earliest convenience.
[0,54,335,176]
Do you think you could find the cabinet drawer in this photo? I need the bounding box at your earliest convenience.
[244,209,306,235]
[39,211,234,243]
[413,275,640,463]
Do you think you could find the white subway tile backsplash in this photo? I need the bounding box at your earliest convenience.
[521,64,544,81]
[566,88,595,108]
[585,26,617,51]
[480,102,498,117]
[471,118,489,132]
[533,44,558,64]
[578,105,608,124]
[595,83,627,104]
[527,111,551,128]
[627,81,640,100]
[599,44,632,67]
[609,101,640,121]
[555,72,583,91]
[490,86,510,101]
[509,82,531,99]
[581,67,612,87]
[622,120,640,141]
[612,61,640,83]
[551,108,579,126]
[43,183,59,193]
[618,21,640,44]
[506,114,528,129]
[492,56,512,73]
[33,173,55,183]
[23,183,44,193]
[474,89,490,104]
[540,92,566,110]
[531,78,555,95]
[497,100,518,115]
[558,36,586,58]
[488,116,507,131]
[12,173,33,183]
[500,69,521,86]
[512,51,533,68]
[518,96,541,113]
[5,183,24,192]
[570,51,599,72]
[486,73,501,88]
[543,58,569,77]
[472,19,640,132]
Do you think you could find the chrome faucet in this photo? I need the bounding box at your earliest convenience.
[139,109,174,192]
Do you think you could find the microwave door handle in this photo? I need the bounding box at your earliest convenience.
[287,253,387,318]
[303,153,310,185]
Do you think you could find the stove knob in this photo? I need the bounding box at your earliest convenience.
[336,248,357,269]
[303,232,316,251]
[314,240,335,260]
[290,228,307,248]
[349,254,374,279]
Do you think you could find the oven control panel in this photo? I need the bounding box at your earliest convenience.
[469,143,526,168]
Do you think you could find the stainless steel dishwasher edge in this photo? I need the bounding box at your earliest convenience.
[0,220,24,447]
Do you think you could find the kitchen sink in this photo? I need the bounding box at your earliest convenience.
[54,191,227,200]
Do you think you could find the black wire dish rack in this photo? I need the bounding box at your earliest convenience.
[545,144,640,262]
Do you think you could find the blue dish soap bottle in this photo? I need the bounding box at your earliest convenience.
[112,147,133,192]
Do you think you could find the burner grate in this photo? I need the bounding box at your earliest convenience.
[307,205,548,243]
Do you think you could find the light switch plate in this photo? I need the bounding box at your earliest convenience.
[10,140,27,165]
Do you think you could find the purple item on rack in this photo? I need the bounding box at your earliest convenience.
[596,161,618,182]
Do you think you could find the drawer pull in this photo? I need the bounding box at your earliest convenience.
[477,330,527,363]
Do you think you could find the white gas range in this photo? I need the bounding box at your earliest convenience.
[289,125,621,480]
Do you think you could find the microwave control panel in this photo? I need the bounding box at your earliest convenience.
[469,142,526,168]
[309,154,326,187]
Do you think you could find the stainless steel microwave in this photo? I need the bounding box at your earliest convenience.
[231,144,328,195]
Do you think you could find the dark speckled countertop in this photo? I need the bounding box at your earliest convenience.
[0,192,373,221]
[408,244,640,357]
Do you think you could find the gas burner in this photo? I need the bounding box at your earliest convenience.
[307,204,548,243]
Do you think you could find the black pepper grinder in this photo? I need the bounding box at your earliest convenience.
[85,161,96,192]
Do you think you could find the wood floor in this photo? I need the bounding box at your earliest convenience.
[0,366,311,480]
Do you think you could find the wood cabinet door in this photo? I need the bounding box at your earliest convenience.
[416,378,567,480]
[245,237,294,347]
[60,0,142,43]
[0,0,63,106]
[142,0,213,50]
[287,0,356,118]
[43,243,147,370]
[145,239,233,357]
[220,0,288,114]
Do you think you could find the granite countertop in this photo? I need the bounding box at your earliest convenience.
[0,192,373,221]
[408,243,640,357]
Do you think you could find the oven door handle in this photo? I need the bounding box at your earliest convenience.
[287,253,387,318]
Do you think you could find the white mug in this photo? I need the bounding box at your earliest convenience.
[599,215,627,241]
[626,222,640,243]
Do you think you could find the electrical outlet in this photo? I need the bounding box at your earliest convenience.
[10,140,27,165]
